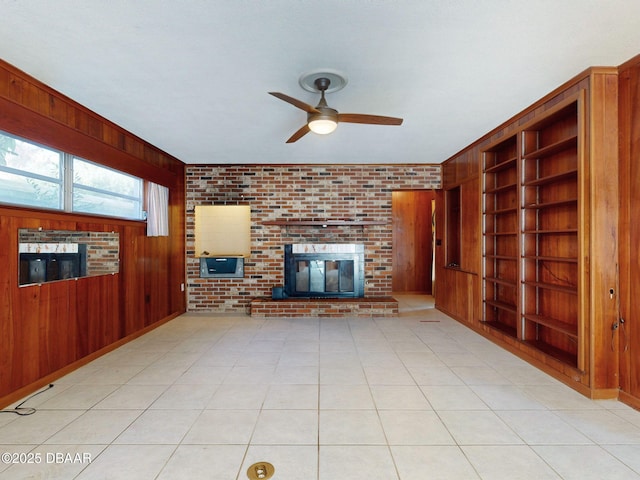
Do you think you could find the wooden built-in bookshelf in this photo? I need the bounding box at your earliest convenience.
[481,93,584,370]
[520,95,581,369]
[482,134,519,338]
[444,67,620,400]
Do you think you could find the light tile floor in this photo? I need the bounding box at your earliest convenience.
[1,294,640,479]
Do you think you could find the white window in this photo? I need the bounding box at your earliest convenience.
[72,157,143,219]
[0,130,144,220]
[0,132,63,210]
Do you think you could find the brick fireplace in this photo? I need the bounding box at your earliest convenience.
[185,164,441,313]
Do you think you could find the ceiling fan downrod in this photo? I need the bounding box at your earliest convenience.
[314,77,331,108]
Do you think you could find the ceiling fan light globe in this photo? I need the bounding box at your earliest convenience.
[308,118,338,135]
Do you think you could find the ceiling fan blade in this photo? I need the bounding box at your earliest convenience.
[286,124,311,143]
[338,113,403,126]
[269,92,319,113]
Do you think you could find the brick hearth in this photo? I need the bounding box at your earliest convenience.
[249,297,398,317]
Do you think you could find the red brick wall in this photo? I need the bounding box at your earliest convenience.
[186,164,441,312]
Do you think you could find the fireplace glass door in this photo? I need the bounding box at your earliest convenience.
[295,259,355,294]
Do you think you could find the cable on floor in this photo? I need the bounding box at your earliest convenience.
[0,384,54,416]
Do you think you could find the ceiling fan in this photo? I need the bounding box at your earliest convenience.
[269,76,403,143]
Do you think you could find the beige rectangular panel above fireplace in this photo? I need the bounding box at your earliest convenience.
[194,205,251,257]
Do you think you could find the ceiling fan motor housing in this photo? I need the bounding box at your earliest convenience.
[308,106,338,123]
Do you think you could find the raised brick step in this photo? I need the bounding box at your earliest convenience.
[249,296,398,318]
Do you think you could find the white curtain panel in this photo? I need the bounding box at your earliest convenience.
[146,182,169,236]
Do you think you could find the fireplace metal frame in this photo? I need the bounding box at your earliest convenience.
[284,244,365,298]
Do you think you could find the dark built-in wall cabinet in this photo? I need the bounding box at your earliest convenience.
[438,149,480,325]
[439,67,619,400]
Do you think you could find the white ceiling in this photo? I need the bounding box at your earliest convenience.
[2,1,640,165]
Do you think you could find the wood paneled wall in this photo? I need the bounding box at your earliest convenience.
[618,54,640,409]
[0,59,186,407]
